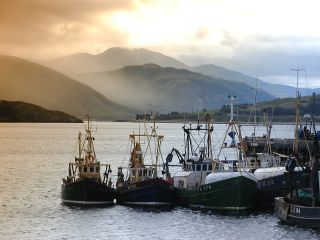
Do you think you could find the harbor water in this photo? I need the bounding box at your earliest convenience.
[0,122,319,240]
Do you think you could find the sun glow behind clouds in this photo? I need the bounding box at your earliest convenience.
[111,1,226,46]
[110,0,320,48]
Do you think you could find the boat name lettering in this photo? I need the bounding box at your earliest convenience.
[197,185,212,192]
[258,179,274,188]
[127,184,136,190]
[290,206,301,214]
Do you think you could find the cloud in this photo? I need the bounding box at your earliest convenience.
[221,31,239,48]
[1,0,320,88]
[178,34,320,84]
[0,0,135,59]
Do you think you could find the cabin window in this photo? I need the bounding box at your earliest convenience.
[148,169,151,177]
[196,164,201,171]
[138,169,142,177]
[192,165,195,171]
[84,167,87,172]
[90,167,94,173]
[209,165,212,171]
[96,167,100,173]
[79,167,82,172]
[132,169,136,177]
[202,164,207,171]
[178,180,184,188]
[143,169,147,177]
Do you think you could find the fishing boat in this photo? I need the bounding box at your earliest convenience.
[116,117,174,207]
[171,97,257,214]
[275,93,320,227]
[61,116,115,207]
[249,71,311,208]
[170,114,216,206]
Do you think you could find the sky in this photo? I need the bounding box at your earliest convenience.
[1,0,320,87]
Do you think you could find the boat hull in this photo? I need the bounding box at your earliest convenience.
[257,171,309,208]
[116,178,174,207]
[61,178,115,207]
[275,197,320,228]
[174,175,257,214]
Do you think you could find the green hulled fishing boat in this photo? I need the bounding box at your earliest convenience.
[170,97,257,214]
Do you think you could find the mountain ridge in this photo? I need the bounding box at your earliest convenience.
[47,47,187,74]
[45,47,320,99]
[78,63,275,112]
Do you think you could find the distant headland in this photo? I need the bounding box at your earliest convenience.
[0,100,82,123]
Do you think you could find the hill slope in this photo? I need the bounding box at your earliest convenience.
[0,100,82,122]
[0,55,134,120]
[78,64,275,112]
[47,47,187,74]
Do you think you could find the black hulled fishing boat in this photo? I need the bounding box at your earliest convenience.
[116,118,174,207]
[275,92,320,227]
[244,75,311,208]
[61,116,115,207]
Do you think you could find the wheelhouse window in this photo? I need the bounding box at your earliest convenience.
[84,167,87,172]
[196,164,201,171]
[90,167,94,173]
[202,164,207,171]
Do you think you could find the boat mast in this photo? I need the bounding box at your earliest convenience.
[310,92,319,207]
[291,67,304,155]
[253,77,258,140]
[85,114,95,160]
[78,132,82,160]
[230,95,236,122]
[206,114,213,159]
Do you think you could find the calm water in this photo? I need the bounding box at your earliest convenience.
[0,122,319,240]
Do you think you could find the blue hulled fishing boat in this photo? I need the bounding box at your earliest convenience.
[116,118,174,207]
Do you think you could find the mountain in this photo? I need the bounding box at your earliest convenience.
[0,100,82,122]
[46,47,187,74]
[0,55,134,120]
[78,64,275,112]
[192,64,320,98]
[46,47,320,99]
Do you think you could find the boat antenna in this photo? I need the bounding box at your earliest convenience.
[303,69,309,96]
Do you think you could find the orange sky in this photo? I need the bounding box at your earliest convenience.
[1,0,320,86]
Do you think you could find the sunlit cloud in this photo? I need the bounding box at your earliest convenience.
[1,0,320,85]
